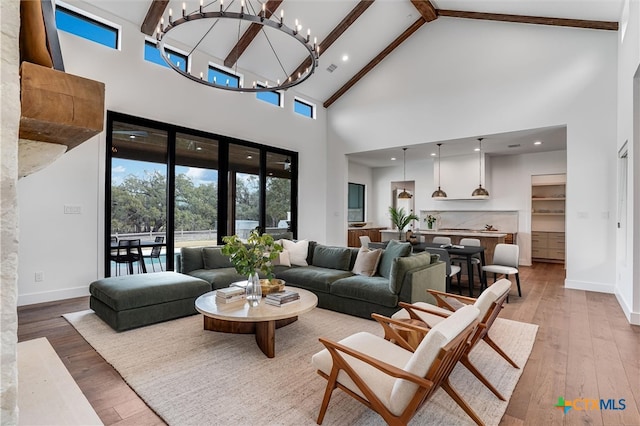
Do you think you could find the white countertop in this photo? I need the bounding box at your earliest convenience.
[380,229,508,238]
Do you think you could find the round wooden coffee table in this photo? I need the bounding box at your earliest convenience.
[194,286,318,358]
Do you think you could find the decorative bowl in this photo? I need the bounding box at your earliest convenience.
[260,278,285,295]
[350,222,367,228]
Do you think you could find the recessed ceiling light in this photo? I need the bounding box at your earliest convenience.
[129,135,136,139]
[247,155,253,159]
[342,54,349,62]
[391,157,396,161]
[430,153,436,157]
[534,141,542,145]
[474,148,480,152]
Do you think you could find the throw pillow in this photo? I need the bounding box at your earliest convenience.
[272,249,291,267]
[180,247,205,273]
[202,247,233,269]
[388,251,431,293]
[352,247,382,277]
[312,245,352,271]
[282,239,309,266]
[377,240,412,279]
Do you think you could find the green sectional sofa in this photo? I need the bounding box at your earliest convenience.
[176,240,446,319]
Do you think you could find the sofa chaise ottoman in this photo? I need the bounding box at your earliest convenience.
[89,271,211,331]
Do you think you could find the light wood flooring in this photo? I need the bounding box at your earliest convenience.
[17,263,640,425]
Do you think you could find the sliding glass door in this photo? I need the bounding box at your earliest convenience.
[106,112,298,276]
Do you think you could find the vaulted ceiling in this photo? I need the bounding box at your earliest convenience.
[82,0,622,107]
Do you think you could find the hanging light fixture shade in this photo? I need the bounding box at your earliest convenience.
[431,143,447,198]
[472,137,490,198]
[398,148,412,199]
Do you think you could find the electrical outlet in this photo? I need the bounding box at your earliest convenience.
[35,271,44,282]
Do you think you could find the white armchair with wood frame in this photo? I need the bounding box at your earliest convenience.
[311,305,482,425]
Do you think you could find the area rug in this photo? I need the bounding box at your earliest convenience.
[64,308,537,426]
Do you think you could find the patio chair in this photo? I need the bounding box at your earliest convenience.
[312,305,482,425]
[113,239,142,275]
[392,279,517,401]
[146,236,164,272]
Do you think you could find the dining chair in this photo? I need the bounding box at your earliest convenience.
[427,247,462,294]
[312,305,482,425]
[113,239,143,275]
[482,244,521,296]
[451,238,483,290]
[147,236,164,272]
[432,236,451,245]
[392,279,517,401]
[358,235,371,249]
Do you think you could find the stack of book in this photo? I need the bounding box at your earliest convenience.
[265,290,300,307]
[216,287,246,304]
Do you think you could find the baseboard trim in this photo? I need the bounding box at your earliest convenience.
[18,286,90,307]
[614,291,640,325]
[564,279,614,294]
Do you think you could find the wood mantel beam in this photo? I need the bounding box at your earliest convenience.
[437,9,618,31]
[141,0,169,36]
[224,0,283,68]
[289,0,374,83]
[323,17,426,108]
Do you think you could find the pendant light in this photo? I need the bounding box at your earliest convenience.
[431,143,447,198]
[472,137,490,198]
[397,148,412,199]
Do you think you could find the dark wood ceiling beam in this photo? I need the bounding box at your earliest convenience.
[141,0,169,36]
[289,0,374,82]
[410,0,437,22]
[224,0,283,68]
[324,17,426,108]
[437,9,618,31]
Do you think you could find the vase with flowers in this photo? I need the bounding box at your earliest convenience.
[221,230,283,306]
[426,215,437,230]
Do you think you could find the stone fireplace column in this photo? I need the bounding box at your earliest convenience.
[1,0,20,423]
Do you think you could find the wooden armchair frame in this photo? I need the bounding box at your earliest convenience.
[396,285,519,401]
[315,315,483,425]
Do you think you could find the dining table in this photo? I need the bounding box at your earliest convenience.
[110,239,166,274]
[411,242,486,297]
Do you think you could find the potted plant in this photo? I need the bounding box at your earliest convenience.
[388,206,419,240]
[221,230,283,305]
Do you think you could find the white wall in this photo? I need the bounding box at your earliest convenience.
[616,0,640,324]
[328,17,618,294]
[16,1,328,305]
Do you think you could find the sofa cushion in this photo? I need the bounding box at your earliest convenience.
[187,268,246,289]
[330,276,398,308]
[180,247,205,274]
[202,247,233,269]
[388,251,432,294]
[377,240,412,279]
[312,245,352,271]
[282,239,309,266]
[275,266,353,293]
[352,247,382,277]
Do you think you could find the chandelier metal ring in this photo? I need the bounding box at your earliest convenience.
[157,5,318,93]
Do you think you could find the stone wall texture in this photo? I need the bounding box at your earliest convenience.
[1,0,20,423]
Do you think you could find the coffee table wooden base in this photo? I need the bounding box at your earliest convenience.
[203,316,298,358]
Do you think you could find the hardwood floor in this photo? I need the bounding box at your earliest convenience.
[17,263,640,425]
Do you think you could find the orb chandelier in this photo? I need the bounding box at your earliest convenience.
[156,0,319,92]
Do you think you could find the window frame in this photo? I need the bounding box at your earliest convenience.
[55,1,121,50]
[293,97,316,119]
[255,82,283,108]
[208,63,242,89]
[144,38,189,72]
